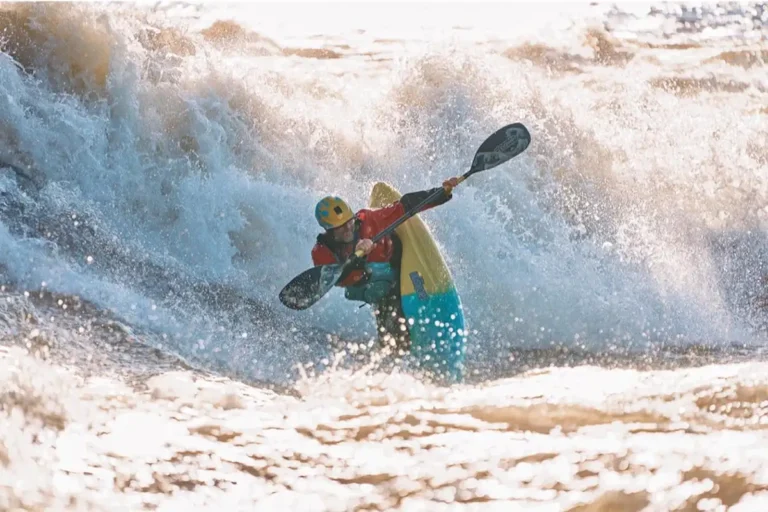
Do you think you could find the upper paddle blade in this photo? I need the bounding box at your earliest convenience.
[279,263,344,310]
[469,123,531,174]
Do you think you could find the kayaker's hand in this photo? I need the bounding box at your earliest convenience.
[355,238,374,256]
[443,177,460,195]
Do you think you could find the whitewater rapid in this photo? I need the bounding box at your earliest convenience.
[1,3,767,382]
[0,2,768,509]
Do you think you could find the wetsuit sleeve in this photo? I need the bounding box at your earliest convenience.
[367,187,453,230]
[400,187,452,213]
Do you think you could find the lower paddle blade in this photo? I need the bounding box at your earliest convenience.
[279,264,344,310]
[469,123,531,174]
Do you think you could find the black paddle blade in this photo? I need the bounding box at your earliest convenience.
[279,263,344,310]
[468,123,531,174]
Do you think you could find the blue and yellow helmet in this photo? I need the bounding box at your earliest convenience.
[315,196,354,229]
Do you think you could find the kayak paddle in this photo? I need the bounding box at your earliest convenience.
[279,122,531,310]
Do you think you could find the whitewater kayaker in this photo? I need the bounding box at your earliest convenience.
[311,177,460,350]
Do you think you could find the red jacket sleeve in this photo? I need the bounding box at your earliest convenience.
[361,203,406,235]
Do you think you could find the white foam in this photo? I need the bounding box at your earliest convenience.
[0,2,766,382]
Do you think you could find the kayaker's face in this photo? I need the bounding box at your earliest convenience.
[330,219,355,243]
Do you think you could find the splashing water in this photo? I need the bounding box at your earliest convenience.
[1,2,768,508]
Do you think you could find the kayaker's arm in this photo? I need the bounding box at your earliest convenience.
[400,186,452,212]
[368,178,459,229]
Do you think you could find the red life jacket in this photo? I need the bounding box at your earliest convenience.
[312,205,404,287]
